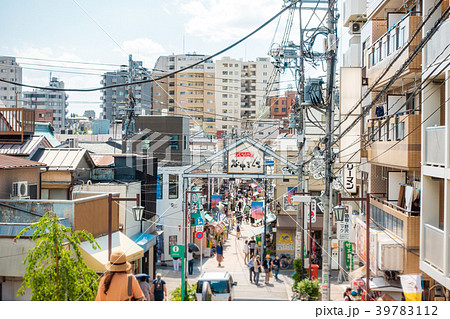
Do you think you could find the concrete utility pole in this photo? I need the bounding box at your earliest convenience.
[295,0,307,271]
[321,0,337,301]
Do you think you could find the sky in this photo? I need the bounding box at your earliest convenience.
[0,0,325,116]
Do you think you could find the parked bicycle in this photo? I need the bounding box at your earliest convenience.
[279,254,292,269]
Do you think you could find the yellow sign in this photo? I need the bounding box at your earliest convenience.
[278,233,293,243]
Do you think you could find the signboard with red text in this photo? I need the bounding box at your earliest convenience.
[227,142,264,174]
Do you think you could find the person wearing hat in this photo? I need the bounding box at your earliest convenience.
[96,250,145,301]
[254,255,262,285]
[151,273,167,301]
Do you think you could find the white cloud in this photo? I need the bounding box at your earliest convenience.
[119,38,165,69]
[178,0,282,42]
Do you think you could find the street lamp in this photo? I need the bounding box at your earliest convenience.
[333,204,346,222]
[276,202,281,214]
[132,205,145,233]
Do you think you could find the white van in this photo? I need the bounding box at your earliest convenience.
[195,272,237,301]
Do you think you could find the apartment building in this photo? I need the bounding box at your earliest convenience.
[267,90,296,128]
[339,0,430,296]
[0,56,22,108]
[23,77,68,133]
[420,0,450,298]
[152,53,216,137]
[215,57,279,136]
[100,62,152,123]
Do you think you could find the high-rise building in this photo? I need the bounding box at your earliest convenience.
[0,56,22,108]
[267,90,296,128]
[23,77,68,133]
[100,61,152,123]
[152,53,216,137]
[214,57,279,136]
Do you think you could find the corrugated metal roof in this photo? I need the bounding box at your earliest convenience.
[31,148,94,170]
[79,141,120,154]
[0,154,47,169]
[0,135,51,156]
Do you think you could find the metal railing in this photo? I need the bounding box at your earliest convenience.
[425,126,445,166]
[0,108,35,142]
[370,193,416,216]
[424,223,444,271]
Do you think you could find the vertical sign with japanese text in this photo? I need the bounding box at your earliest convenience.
[343,164,357,193]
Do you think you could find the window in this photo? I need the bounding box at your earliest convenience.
[263,72,267,76]
[169,135,179,150]
[282,108,286,112]
[274,108,279,112]
[184,136,187,149]
[156,174,163,199]
[263,64,268,68]
[155,92,161,96]
[169,174,179,199]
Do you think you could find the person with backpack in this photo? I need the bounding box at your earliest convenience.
[96,250,145,301]
[151,273,167,301]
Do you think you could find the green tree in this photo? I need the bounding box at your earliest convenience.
[169,283,197,301]
[292,258,307,289]
[16,212,100,301]
[296,279,321,301]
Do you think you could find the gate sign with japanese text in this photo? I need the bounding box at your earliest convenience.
[343,164,357,193]
[227,142,264,174]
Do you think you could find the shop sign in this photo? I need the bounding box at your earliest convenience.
[306,199,317,223]
[337,205,351,241]
[277,242,295,251]
[227,142,264,174]
[343,164,357,193]
[344,241,354,271]
[355,219,377,274]
[251,201,264,219]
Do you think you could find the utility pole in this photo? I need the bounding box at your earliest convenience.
[321,0,337,301]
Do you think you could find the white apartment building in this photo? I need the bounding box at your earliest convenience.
[215,57,279,136]
[0,56,22,108]
[23,77,68,133]
[420,0,450,296]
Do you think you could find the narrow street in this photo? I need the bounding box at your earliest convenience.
[159,222,295,301]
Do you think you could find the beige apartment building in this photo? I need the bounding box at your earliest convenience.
[0,56,22,108]
[152,54,216,137]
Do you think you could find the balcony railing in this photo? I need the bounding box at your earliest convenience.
[0,108,35,143]
[423,223,444,271]
[370,193,417,216]
[425,126,445,166]
[367,110,421,168]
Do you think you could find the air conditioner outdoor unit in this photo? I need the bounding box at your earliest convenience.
[349,22,361,34]
[12,181,28,198]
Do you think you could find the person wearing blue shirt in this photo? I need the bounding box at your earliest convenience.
[216,241,224,267]
[247,255,255,283]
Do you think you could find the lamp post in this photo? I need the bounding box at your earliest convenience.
[336,192,371,299]
[108,193,141,260]
[276,202,281,215]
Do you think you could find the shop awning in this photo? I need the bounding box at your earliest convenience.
[348,265,366,282]
[362,277,403,292]
[249,226,265,237]
[131,232,158,253]
[80,231,144,273]
[276,214,296,229]
[265,213,276,223]
[204,213,214,223]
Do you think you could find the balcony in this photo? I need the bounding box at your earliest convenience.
[423,224,444,272]
[367,0,405,20]
[364,15,422,89]
[425,18,450,69]
[367,110,421,169]
[0,108,35,143]
[425,126,445,166]
[342,0,367,27]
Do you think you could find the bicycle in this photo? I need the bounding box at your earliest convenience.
[279,254,292,269]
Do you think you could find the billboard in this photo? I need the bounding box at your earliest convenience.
[227,142,264,174]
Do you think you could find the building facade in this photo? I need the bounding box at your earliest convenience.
[23,77,68,133]
[100,61,152,123]
[0,56,22,108]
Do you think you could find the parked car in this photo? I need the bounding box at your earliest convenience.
[195,272,237,301]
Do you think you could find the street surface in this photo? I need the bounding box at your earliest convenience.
[158,222,347,301]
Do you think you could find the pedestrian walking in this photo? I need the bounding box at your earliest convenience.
[236,223,241,239]
[254,255,262,285]
[188,248,194,275]
[150,273,167,301]
[272,255,280,280]
[173,257,181,272]
[243,240,250,264]
[96,250,145,301]
[247,255,255,283]
[263,255,273,284]
[249,237,256,257]
[216,241,224,267]
[139,277,151,301]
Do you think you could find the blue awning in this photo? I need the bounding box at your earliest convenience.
[131,232,157,253]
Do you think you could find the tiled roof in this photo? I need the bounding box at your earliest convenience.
[0,154,47,169]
